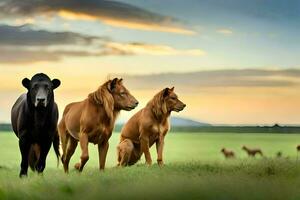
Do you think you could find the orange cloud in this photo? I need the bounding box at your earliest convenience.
[58,10,196,35]
[104,42,205,56]
[58,10,98,21]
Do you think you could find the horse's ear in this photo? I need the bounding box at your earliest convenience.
[163,88,169,97]
[170,87,174,91]
[118,78,123,83]
[52,79,61,89]
[109,78,118,91]
[22,78,30,89]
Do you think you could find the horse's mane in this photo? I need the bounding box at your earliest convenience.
[88,80,114,121]
[147,89,168,120]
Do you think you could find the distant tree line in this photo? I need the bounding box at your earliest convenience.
[166,125,300,133]
[1,123,300,134]
[115,124,300,134]
[0,124,12,131]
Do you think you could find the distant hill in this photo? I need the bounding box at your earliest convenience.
[170,117,211,127]
[1,121,300,134]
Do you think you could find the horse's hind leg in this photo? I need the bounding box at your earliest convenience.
[58,119,67,162]
[117,139,134,167]
[63,136,78,173]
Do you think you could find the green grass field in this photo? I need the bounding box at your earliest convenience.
[1,132,300,200]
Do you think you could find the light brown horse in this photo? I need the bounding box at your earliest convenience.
[117,87,186,167]
[221,148,235,159]
[58,78,138,173]
[242,145,263,157]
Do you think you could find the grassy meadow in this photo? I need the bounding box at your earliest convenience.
[0,131,300,200]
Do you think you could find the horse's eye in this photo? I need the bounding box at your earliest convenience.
[120,92,126,97]
[171,97,177,100]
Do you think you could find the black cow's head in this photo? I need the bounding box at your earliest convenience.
[22,73,60,108]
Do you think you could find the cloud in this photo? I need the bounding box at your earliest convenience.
[104,42,206,56]
[117,69,300,90]
[0,24,202,63]
[0,24,106,46]
[0,47,130,64]
[217,28,233,35]
[0,0,195,35]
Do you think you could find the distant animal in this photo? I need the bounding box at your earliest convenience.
[296,145,300,161]
[11,73,61,177]
[117,87,186,167]
[276,151,282,158]
[242,145,263,157]
[221,148,235,159]
[58,78,138,173]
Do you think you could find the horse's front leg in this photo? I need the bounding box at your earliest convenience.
[98,140,109,170]
[74,132,89,172]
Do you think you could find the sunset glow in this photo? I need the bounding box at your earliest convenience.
[0,0,299,125]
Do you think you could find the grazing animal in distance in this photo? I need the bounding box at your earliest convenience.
[11,73,61,177]
[276,151,282,158]
[58,78,138,173]
[242,145,263,157]
[117,87,186,167]
[296,145,300,161]
[221,148,235,159]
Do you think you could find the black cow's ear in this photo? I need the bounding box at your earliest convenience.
[109,78,118,92]
[52,79,61,89]
[22,78,30,89]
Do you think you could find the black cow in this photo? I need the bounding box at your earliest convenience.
[11,73,61,177]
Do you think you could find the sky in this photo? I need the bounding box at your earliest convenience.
[0,0,299,125]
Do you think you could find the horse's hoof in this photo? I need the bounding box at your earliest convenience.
[74,163,81,171]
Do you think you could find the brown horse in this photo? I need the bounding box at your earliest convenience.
[297,145,300,161]
[58,78,138,173]
[117,87,186,167]
[221,148,235,159]
[242,145,263,157]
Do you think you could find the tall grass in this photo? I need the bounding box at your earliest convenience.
[0,132,300,200]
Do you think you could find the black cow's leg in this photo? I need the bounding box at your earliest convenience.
[19,137,30,177]
[36,141,51,173]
